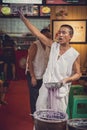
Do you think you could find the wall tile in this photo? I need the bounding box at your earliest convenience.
[0,18,50,34]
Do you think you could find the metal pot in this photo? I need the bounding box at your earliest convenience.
[67,118,87,130]
[44,82,63,89]
[33,109,68,130]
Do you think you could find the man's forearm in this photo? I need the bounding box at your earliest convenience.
[28,62,35,78]
[20,13,41,38]
[65,72,82,83]
[19,11,52,47]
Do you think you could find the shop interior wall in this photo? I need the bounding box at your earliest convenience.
[0,18,50,35]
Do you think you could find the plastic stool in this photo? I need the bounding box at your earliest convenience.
[69,85,84,107]
[69,85,84,118]
[72,95,87,118]
[66,104,70,119]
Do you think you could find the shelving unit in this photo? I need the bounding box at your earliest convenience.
[11,35,36,50]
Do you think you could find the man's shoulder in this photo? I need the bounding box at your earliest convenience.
[51,42,59,49]
[28,41,37,52]
[71,47,79,55]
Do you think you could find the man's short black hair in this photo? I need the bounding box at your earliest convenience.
[60,24,74,36]
[40,28,50,34]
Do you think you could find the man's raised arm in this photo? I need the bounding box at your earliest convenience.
[18,11,52,47]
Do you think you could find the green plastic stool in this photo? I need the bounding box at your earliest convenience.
[69,85,84,118]
[66,104,70,119]
[72,95,87,118]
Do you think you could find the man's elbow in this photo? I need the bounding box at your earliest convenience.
[77,72,82,79]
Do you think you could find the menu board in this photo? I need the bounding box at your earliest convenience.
[40,6,51,16]
[3,0,42,4]
[0,4,39,16]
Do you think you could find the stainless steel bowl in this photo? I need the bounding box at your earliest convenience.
[67,118,87,130]
[44,82,62,89]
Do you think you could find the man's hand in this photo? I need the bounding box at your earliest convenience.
[31,77,37,87]
[18,10,25,20]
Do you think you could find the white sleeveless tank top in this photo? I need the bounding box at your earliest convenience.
[43,42,79,97]
[33,40,50,79]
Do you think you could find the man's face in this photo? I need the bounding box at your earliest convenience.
[57,27,73,44]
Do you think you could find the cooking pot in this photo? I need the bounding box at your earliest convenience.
[33,109,68,130]
[67,118,87,130]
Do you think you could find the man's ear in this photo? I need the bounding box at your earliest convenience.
[69,35,73,41]
[70,34,73,39]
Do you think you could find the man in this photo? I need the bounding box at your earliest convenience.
[0,53,8,105]
[19,11,81,113]
[0,31,16,80]
[25,28,51,114]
